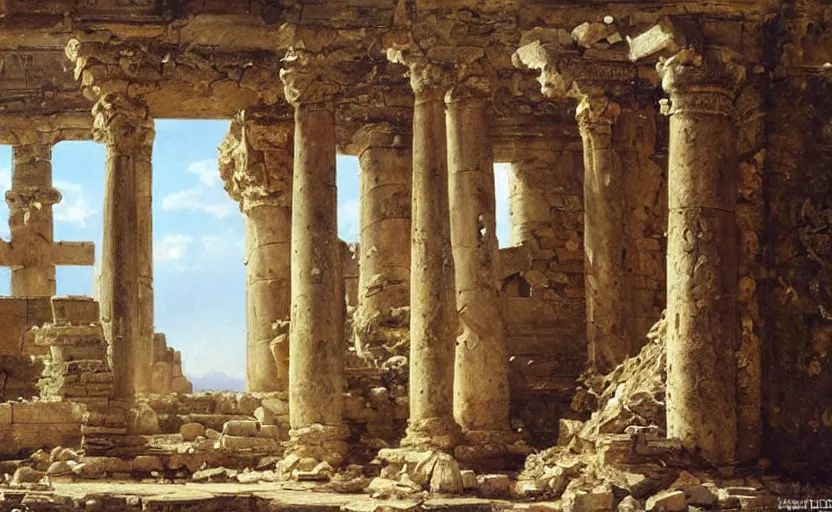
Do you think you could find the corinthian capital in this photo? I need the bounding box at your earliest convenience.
[575,93,621,131]
[446,60,496,105]
[218,111,293,212]
[279,48,341,106]
[657,49,746,117]
[91,94,154,151]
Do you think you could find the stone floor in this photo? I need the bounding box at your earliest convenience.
[1,482,535,511]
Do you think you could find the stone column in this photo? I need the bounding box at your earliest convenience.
[398,60,459,451]
[353,123,412,363]
[92,93,155,398]
[446,83,520,465]
[219,111,293,393]
[658,50,745,465]
[7,143,61,297]
[574,93,631,373]
[279,50,347,466]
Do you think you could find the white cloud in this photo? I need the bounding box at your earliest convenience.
[162,188,235,218]
[154,234,193,265]
[54,180,97,227]
[338,198,360,243]
[161,158,235,218]
[187,158,220,188]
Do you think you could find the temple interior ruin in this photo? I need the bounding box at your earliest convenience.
[0,0,830,510]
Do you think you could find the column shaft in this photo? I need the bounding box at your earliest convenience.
[93,95,154,398]
[447,98,509,432]
[577,99,631,373]
[355,124,412,359]
[660,54,745,464]
[219,113,294,393]
[8,144,59,297]
[246,198,291,391]
[406,88,458,443]
[136,141,153,394]
[288,103,344,428]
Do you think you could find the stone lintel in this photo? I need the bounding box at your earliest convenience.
[0,114,94,145]
[0,240,95,267]
[53,242,96,266]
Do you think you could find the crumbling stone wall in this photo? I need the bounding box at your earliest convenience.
[764,71,832,476]
[502,139,586,445]
[0,296,98,401]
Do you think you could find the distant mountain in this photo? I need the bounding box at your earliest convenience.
[188,371,245,392]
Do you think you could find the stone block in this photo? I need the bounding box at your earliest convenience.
[217,435,279,453]
[646,490,686,511]
[181,422,206,441]
[51,297,99,324]
[0,298,27,354]
[0,403,11,424]
[12,401,84,424]
[627,19,684,62]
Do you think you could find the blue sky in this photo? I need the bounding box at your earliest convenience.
[0,120,511,386]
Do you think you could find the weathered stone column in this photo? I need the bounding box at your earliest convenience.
[446,81,524,466]
[574,93,631,373]
[219,111,293,393]
[92,93,155,398]
[279,49,347,466]
[394,58,460,451]
[6,143,61,297]
[353,122,412,363]
[658,49,745,465]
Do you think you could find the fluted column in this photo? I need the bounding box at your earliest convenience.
[92,93,155,398]
[279,50,347,466]
[658,49,745,465]
[7,144,61,297]
[575,93,631,373]
[219,111,293,393]
[353,123,412,363]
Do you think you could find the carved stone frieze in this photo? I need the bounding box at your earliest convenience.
[218,111,293,212]
[513,40,637,102]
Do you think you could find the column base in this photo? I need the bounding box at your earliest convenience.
[454,429,531,471]
[370,417,464,495]
[376,446,465,494]
[276,423,349,481]
[400,416,461,452]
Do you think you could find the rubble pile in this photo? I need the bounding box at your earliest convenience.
[35,323,113,407]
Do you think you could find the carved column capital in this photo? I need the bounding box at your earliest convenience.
[218,111,293,212]
[446,62,495,106]
[92,93,154,151]
[575,93,621,135]
[279,48,342,107]
[657,49,747,117]
[351,122,411,157]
